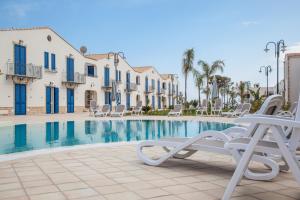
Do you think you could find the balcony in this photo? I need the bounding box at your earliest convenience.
[145,86,154,94]
[6,62,42,82]
[62,72,86,87]
[101,80,113,90]
[158,88,166,95]
[126,82,137,92]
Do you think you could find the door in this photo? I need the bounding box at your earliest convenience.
[152,95,155,109]
[104,67,110,86]
[46,87,51,114]
[126,93,130,110]
[67,57,74,81]
[54,88,59,113]
[145,77,148,92]
[126,72,130,91]
[67,88,74,113]
[105,92,112,106]
[14,44,26,75]
[15,84,26,115]
[158,96,161,109]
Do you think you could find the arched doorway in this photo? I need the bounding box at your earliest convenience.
[85,90,97,108]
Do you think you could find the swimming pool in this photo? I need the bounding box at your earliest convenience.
[0,120,233,154]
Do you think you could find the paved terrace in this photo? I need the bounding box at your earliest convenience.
[0,114,298,200]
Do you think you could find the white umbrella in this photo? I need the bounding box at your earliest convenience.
[111,81,116,102]
[211,76,218,100]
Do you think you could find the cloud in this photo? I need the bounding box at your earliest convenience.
[241,21,260,27]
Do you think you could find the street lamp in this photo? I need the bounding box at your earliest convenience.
[107,52,125,103]
[264,40,287,94]
[259,65,272,96]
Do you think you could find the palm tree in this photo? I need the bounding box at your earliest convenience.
[182,49,194,105]
[197,60,225,101]
[237,81,246,103]
[192,68,204,106]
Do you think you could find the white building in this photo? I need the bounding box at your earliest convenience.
[284,43,300,103]
[0,27,179,115]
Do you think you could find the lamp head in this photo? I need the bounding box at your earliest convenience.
[281,44,287,53]
[264,48,270,53]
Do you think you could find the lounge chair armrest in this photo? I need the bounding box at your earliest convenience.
[235,116,300,128]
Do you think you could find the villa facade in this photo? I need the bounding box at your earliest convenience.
[0,27,179,115]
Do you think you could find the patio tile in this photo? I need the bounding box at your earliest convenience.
[122,181,154,190]
[112,176,140,184]
[94,185,127,195]
[253,192,296,200]
[275,188,300,199]
[85,178,116,187]
[63,188,98,199]
[179,191,217,200]
[0,182,22,191]
[29,192,66,200]
[57,182,89,191]
[135,188,169,198]
[0,189,26,199]
[104,191,142,200]
[22,179,53,188]
[162,185,197,195]
[25,185,59,195]
[149,195,182,200]
[187,181,222,191]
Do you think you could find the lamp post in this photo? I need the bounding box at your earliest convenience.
[264,40,287,94]
[259,65,272,96]
[107,52,125,104]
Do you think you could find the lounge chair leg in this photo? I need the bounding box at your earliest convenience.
[222,126,266,200]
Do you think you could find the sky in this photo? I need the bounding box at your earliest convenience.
[1,0,300,100]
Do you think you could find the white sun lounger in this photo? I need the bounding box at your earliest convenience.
[131,101,143,115]
[137,95,284,181]
[196,99,208,115]
[110,104,125,117]
[95,104,111,117]
[222,97,300,200]
[168,105,182,116]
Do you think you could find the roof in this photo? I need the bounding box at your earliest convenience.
[85,54,109,60]
[0,26,97,61]
[133,66,153,73]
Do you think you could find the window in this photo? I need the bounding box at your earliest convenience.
[136,76,140,85]
[87,65,95,77]
[115,70,121,81]
[152,79,155,89]
[118,70,121,81]
[51,53,56,70]
[44,52,49,69]
[104,67,110,86]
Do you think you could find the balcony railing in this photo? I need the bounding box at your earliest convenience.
[145,86,154,94]
[62,72,86,84]
[6,62,42,79]
[126,82,137,92]
[101,80,113,89]
[158,88,166,95]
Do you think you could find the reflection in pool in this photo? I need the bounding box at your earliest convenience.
[0,120,233,154]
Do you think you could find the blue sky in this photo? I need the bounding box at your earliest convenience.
[1,0,300,100]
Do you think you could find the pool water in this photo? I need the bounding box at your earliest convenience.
[0,120,233,154]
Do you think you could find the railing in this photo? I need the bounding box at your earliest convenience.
[126,82,137,92]
[62,72,86,84]
[6,62,42,79]
[145,86,154,93]
[158,88,166,95]
[102,79,113,88]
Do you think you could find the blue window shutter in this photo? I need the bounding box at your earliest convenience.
[119,71,121,81]
[51,54,56,70]
[87,66,94,77]
[44,52,49,69]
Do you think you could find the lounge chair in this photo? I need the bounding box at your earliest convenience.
[277,101,298,118]
[131,101,143,115]
[137,95,284,181]
[239,103,251,117]
[89,100,98,116]
[211,98,222,116]
[95,104,110,117]
[110,104,125,117]
[196,99,208,115]
[168,104,182,116]
[222,104,243,117]
[222,97,300,200]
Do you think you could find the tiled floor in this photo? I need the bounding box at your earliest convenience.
[0,144,299,200]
